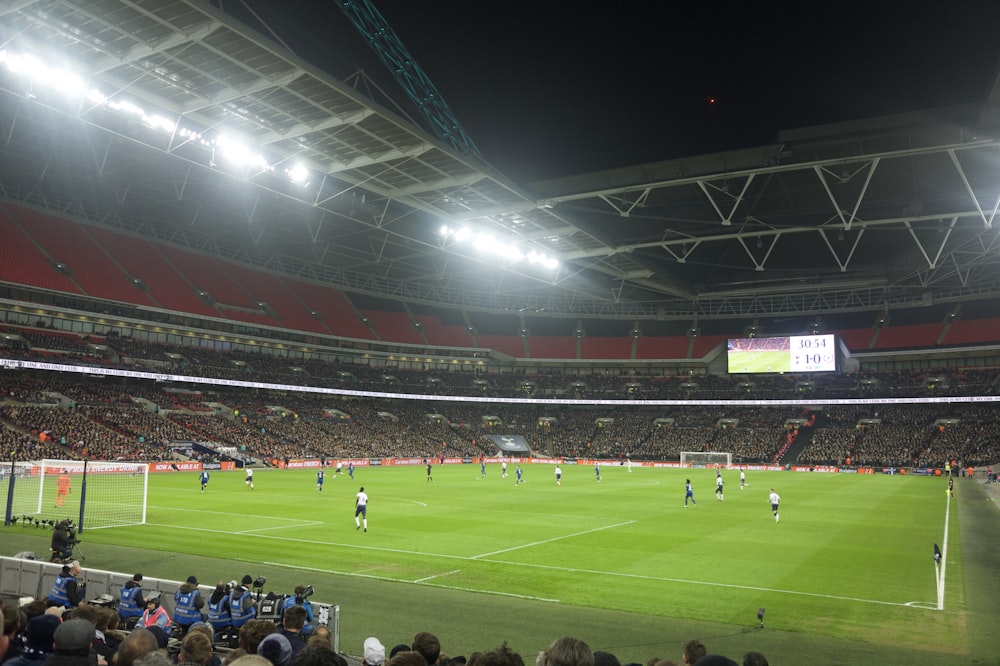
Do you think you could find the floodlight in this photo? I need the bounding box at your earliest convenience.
[287,164,309,184]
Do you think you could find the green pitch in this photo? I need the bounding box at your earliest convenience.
[727,349,790,373]
[4,464,996,665]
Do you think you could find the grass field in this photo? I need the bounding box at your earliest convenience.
[4,463,998,665]
[726,350,790,373]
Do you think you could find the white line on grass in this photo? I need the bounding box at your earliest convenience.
[480,557,935,610]
[237,520,324,534]
[937,485,952,610]
[150,522,934,610]
[261,561,558,602]
[415,569,461,583]
[470,520,636,559]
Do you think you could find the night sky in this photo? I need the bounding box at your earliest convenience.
[227,1,1000,182]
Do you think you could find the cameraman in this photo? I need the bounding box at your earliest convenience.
[207,581,233,640]
[49,520,77,563]
[280,586,314,635]
[46,560,86,608]
[228,576,257,628]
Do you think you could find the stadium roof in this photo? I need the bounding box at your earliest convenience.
[2,1,1000,322]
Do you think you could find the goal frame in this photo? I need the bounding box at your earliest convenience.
[30,459,149,530]
[680,451,732,467]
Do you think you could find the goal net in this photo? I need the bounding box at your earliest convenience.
[680,451,732,467]
[3,459,148,530]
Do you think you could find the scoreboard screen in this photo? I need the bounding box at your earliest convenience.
[727,334,837,374]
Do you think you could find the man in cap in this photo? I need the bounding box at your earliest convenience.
[363,637,385,666]
[257,633,293,666]
[174,576,204,636]
[118,574,146,627]
[4,614,60,666]
[229,576,257,628]
[47,618,95,666]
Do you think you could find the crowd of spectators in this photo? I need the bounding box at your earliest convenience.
[0,594,766,666]
[3,324,999,402]
[0,325,998,468]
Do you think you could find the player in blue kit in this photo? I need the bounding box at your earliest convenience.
[316,469,325,492]
[685,479,697,506]
[515,465,523,485]
[595,464,602,483]
[200,470,209,493]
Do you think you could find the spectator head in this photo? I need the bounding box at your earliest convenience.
[116,628,159,666]
[282,605,307,632]
[681,641,706,666]
[741,654,768,666]
[389,653,428,666]
[257,633,293,666]
[390,645,412,660]
[290,644,347,666]
[240,620,278,654]
[53,618,95,655]
[364,637,386,666]
[180,629,214,666]
[147,625,170,651]
[411,632,441,665]
[540,638,593,666]
[476,643,524,666]
[133,573,144,583]
[692,658,737,666]
[22,613,61,657]
[308,626,332,648]
[593,654,619,666]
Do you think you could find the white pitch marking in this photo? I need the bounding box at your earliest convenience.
[415,569,461,583]
[151,523,934,610]
[471,520,636,559]
[238,520,324,534]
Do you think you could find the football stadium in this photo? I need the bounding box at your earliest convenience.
[1,4,1000,666]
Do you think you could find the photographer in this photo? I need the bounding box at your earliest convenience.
[207,581,232,640]
[229,576,257,628]
[119,573,146,627]
[173,576,205,636]
[280,586,314,635]
[46,561,85,608]
[49,520,77,563]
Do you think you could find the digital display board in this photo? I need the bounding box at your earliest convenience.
[727,334,837,374]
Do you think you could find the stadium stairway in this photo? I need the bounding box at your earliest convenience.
[778,414,820,463]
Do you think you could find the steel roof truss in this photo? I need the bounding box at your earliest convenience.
[696,174,755,226]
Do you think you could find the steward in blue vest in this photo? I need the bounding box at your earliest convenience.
[119,573,146,620]
[207,582,232,634]
[173,576,205,633]
[47,562,85,608]
[229,576,257,627]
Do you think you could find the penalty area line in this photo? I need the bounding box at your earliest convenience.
[262,561,559,603]
[415,569,461,583]
[471,520,636,559]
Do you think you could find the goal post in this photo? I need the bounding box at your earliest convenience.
[4,459,148,530]
[680,451,732,468]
